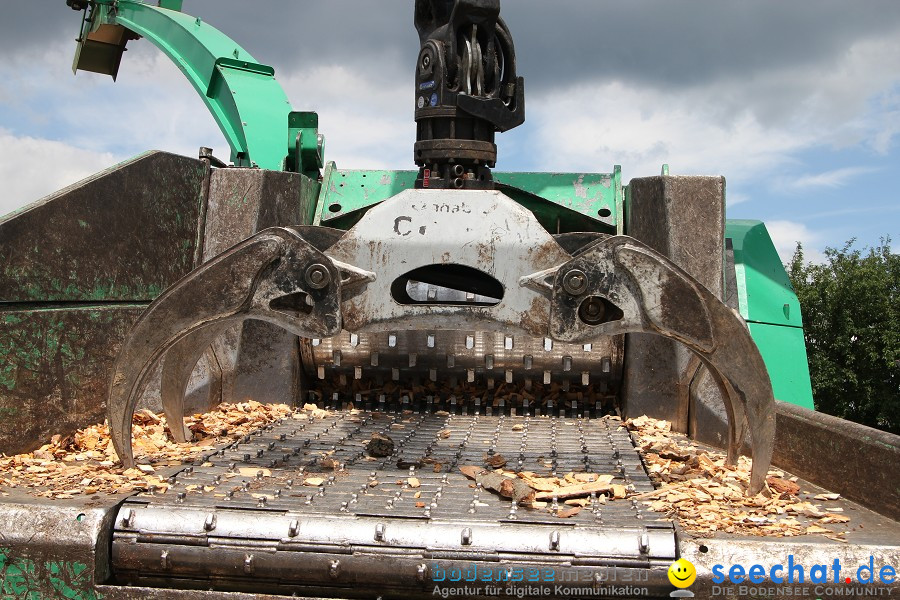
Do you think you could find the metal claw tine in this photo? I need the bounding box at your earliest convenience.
[160,327,223,443]
[107,228,346,467]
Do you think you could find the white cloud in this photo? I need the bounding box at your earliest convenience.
[0,129,118,219]
[523,29,900,188]
[765,220,825,264]
[280,64,413,170]
[781,166,879,191]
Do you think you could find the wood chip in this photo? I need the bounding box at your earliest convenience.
[408,477,421,488]
[483,453,507,468]
[0,401,292,499]
[766,476,800,496]
[238,468,271,478]
[303,477,325,487]
[534,478,615,500]
[366,433,395,457]
[814,493,841,501]
[557,506,582,518]
[625,415,852,539]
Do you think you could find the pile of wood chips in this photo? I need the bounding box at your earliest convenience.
[625,415,851,541]
[0,401,296,500]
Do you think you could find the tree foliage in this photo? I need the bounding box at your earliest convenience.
[787,238,899,434]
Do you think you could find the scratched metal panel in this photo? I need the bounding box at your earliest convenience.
[0,151,206,303]
[0,305,146,455]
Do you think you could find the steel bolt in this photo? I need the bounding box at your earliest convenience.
[305,264,331,289]
[562,269,588,295]
[578,296,607,324]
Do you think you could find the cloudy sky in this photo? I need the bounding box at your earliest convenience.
[2,1,899,261]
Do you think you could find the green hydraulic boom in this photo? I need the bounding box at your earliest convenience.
[72,0,323,176]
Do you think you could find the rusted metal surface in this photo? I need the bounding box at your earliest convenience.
[623,175,726,434]
[325,189,571,335]
[0,499,118,599]
[0,151,205,303]
[0,306,145,455]
[772,401,900,521]
[0,151,213,456]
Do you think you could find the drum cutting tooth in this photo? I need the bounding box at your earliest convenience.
[318,365,326,380]
[409,354,417,367]
[467,369,475,383]
[543,371,551,384]
[466,335,474,349]
[427,334,435,348]
[485,354,494,370]
[523,355,533,369]
[447,355,456,368]
[524,377,532,391]
[487,378,495,390]
[583,344,592,351]
[350,333,359,347]
[563,356,572,371]
[505,369,513,384]
[312,338,321,346]
[333,350,342,367]
[429,369,437,382]
[582,372,590,385]
[504,336,514,350]
[389,334,397,348]
[371,352,379,367]
[392,368,400,381]
[355,366,363,380]
[543,337,553,351]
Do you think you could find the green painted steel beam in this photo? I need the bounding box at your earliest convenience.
[726,219,814,409]
[81,0,293,170]
[314,166,621,232]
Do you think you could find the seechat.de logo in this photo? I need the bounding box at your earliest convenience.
[668,558,697,597]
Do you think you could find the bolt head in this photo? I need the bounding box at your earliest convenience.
[305,264,331,289]
[562,269,589,295]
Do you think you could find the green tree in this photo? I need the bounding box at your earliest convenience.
[787,238,899,434]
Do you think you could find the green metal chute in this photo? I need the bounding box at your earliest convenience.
[72,0,320,173]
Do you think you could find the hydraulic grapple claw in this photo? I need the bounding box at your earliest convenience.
[544,236,776,494]
[106,227,356,467]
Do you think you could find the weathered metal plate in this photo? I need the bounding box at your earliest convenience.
[325,189,571,336]
[0,305,145,455]
[0,151,206,303]
[623,175,726,434]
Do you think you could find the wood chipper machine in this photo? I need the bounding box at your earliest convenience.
[0,1,897,599]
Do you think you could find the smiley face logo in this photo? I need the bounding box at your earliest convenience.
[668,558,696,588]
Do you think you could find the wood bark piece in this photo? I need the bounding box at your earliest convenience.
[459,466,535,505]
[366,432,395,457]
